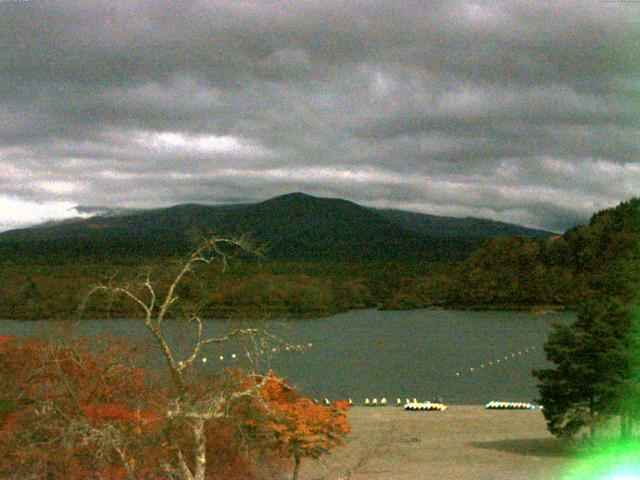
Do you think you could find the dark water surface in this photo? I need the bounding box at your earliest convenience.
[0,309,571,404]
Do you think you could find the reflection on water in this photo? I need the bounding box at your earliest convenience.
[0,309,572,404]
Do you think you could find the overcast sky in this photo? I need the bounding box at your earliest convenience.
[0,0,639,233]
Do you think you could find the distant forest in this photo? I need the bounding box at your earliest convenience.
[1,197,638,320]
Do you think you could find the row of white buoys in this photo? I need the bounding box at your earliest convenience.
[455,346,538,377]
[364,397,389,406]
[271,343,314,353]
[404,401,448,411]
[199,344,316,363]
[198,354,240,363]
[485,401,536,410]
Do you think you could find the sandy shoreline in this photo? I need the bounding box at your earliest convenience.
[300,406,573,480]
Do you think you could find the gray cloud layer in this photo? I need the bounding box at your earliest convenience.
[1,0,639,232]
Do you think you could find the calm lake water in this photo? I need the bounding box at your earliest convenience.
[0,309,572,404]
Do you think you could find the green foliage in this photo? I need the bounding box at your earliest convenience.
[533,198,640,439]
[0,398,17,418]
[435,197,640,310]
[534,298,631,438]
[2,197,640,320]
[428,236,579,309]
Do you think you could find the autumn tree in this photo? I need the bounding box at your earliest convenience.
[1,235,351,479]
[0,334,162,479]
[85,235,291,480]
[252,375,350,480]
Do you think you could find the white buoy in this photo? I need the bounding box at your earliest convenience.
[347,398,353,406]
[372,398,378,405]
[365,398,370,405]
[308,343,313,347]
[469,367,474,372]
[381,398,388,406]
[480,364,484,368]
[202,357,207,363]
[489,361,493,365]
[219,355,224,361]
[456,372,460,376]
[397,398,402,406]
[231,353,237,359]
[323,398,330,406]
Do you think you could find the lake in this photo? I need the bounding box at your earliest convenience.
[0,309,571,404]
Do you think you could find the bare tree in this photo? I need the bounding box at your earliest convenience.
[86,235,275,480]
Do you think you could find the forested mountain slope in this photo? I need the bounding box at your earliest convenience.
[1,193,551,262]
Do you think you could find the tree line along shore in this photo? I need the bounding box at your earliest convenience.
[2,198,638,321]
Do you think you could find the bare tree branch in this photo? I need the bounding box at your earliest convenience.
[81,233,273,480]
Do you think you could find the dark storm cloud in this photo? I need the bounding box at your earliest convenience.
[0,0,639,232]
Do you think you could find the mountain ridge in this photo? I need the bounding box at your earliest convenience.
[0,192,554,261]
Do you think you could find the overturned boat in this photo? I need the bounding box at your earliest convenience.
[404,401,447,411]
[485,401,536,410]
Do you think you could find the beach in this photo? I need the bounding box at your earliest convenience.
[302,406,573,480]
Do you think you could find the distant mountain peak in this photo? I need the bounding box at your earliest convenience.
[276,192,313,199]
[263,192,364,209]
[263,192,323,204]
[0,192,555,261]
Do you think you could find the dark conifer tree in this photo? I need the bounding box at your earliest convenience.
[534,297,631,439]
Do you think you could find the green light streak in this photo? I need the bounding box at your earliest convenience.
[560,440,640,480]
[560,300,640,480]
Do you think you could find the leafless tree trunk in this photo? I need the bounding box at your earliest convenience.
[86,235,271,480]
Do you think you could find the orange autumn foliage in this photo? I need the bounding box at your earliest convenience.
[0,335,165,479]
[0,339,302,480]
[257,375,350,461]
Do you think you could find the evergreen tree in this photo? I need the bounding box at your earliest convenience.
[616,302,640,438]
[534,297,631,439]
[534,199,640,440]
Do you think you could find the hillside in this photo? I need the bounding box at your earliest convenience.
[416,197,640,310]
[213,193,479,261]
[1,196,635,320]
[376,209,554,239]
[0,193,553,262]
